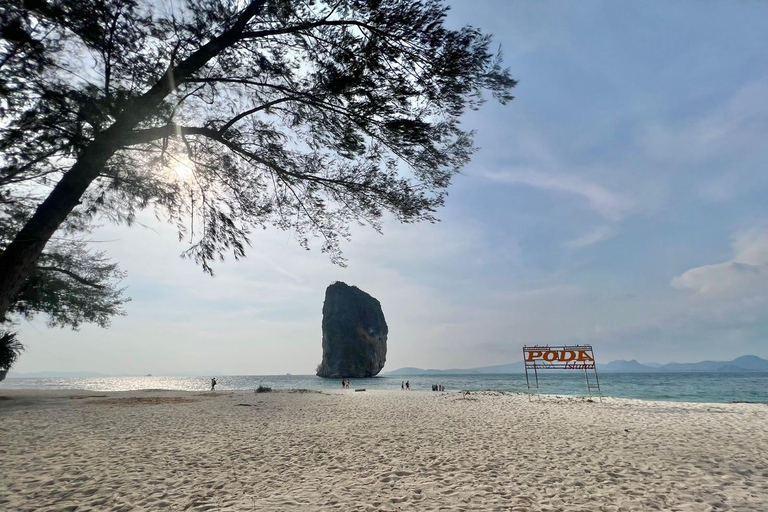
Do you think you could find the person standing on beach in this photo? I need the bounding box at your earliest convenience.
[211,377,217,391]
[401,381,404,390]
[406,380,410,390]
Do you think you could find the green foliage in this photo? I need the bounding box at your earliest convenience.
[0,202,129,329]
[0,331,23,370]
[11,243,129,329]
[0,0,516,274]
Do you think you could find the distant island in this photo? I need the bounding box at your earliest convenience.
[385,355,768,375]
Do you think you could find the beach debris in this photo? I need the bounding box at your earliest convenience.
[355,389,366,392]
[316,282,388,379]
[255,385,272,393]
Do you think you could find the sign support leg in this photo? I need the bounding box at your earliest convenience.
[593,365,602,402]
[584,367,592,398]
[525,365,531,401]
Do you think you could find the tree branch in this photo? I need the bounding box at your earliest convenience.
[35,266,105,289]
[123,124,394,199]
[218,96,295,133]
[239,19,386,41]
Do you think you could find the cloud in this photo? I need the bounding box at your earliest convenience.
[562,225,616,249]
[672,261,763,296]
[482,169,633,221]
[697,173,741,203]
[641,79,768,165]
[672,228,768,296]
[732,229,768,265]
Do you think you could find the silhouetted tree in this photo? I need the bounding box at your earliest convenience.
[0,0,516,324]
[0,331,24,373]
[0,199,128,329]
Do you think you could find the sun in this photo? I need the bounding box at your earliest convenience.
[173,159,194,182]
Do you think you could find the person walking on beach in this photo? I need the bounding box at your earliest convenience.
[401,381,404,390]
[405,380,410,390]
[211,377,217,391]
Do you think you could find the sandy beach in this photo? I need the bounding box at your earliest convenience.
[1,389,767,512]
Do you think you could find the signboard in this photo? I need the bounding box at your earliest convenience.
[524,346,596,370]
[523,344,601,399]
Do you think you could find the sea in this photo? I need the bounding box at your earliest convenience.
[3,372,767,404]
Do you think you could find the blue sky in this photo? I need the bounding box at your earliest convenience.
[13,0,768,375]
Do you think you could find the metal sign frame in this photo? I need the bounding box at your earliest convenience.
[523,345,601,400]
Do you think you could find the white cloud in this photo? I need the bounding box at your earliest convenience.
[482,168,633,221]
[563,225,616,249]
[641,79,768,165]
[672,261,763,296]
[732,229,768,265]
[672,228,768,296]
[697,173,741,203]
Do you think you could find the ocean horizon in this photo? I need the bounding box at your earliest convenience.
[3,371,767,404]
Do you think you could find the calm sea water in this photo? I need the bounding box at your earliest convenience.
[3,372,767,404]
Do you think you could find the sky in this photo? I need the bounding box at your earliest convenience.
[13,0,768,375]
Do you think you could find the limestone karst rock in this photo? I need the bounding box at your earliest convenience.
[316,282,388,378]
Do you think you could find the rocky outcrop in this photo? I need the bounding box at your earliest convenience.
[316,282,388,378]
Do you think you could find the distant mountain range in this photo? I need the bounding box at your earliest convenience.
[386,355,768,375]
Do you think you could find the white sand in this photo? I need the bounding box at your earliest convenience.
[1,389,767,512]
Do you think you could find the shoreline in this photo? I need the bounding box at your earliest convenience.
[3,371,766,406]
[2,386,767,407]
[2,386,767,410]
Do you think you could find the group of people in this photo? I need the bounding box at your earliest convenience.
[341,379,351,389]
[399,380,445,391]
